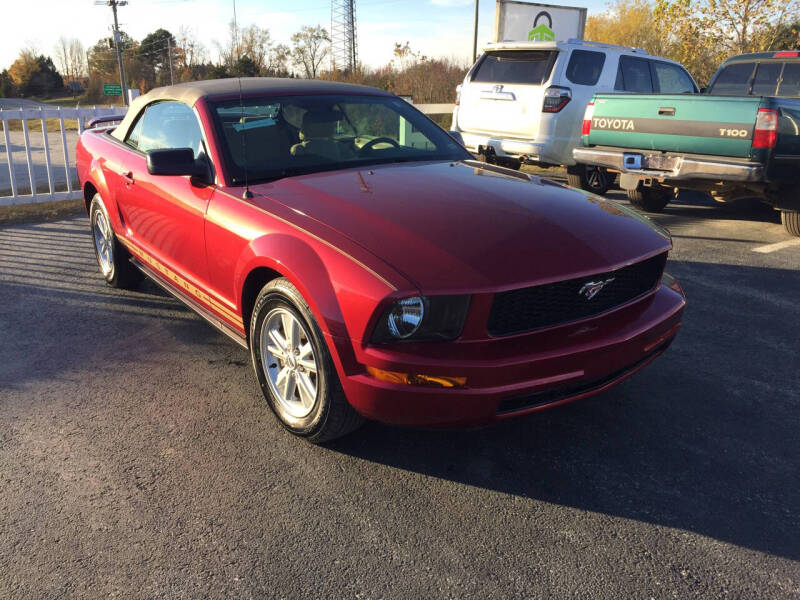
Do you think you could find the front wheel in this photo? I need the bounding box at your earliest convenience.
[567,164,611,195]
[89,194,142,289]
[626,184,673,213]
[781,210,800,237]
[250,278,363,443]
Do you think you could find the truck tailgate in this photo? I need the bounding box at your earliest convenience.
[586,94,763,157]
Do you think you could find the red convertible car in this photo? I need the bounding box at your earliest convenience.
[76,79,685,442]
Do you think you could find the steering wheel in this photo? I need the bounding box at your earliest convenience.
[358,136,401,153]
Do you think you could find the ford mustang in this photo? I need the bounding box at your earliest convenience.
[76,79,685,442]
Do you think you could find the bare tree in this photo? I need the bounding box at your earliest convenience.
[68,39,86,80]
[290,25,330,79]
[176,26,207,70]
[215,20,239,70]
[55,37,70,80]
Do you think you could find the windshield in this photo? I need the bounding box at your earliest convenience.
[210,94,470,184]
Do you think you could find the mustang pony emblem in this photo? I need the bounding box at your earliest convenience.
[579,277,616,300]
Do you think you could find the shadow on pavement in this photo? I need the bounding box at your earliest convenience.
[329,260,800,562]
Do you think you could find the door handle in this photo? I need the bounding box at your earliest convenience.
[658,107,676,116]
[121,171,134,184]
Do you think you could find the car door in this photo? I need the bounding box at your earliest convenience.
[117,100,214,290]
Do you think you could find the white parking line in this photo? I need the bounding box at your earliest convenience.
[752,238,800,253]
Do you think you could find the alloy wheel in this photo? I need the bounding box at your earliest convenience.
[259,307,319,419]
[92,209,114,276]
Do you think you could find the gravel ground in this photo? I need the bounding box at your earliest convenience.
[0,191,798,598]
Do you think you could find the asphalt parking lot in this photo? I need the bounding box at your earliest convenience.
[1,190,798,598]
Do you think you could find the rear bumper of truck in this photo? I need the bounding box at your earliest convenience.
[573,147,764,183]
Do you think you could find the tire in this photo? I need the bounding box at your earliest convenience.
[89,194,142,289]
[249,277,363,443]
[781,210,800,237]
[567,164,611,195]
[626,184,673,213]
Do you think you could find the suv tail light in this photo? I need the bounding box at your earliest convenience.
[542,86,571,113]
[752,108,778,149]
[581,101,595,136]
[455,84,462,106]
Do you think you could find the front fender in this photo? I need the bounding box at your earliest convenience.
[234,233,347,339]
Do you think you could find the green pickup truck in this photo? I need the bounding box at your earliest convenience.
[573,51,800,236]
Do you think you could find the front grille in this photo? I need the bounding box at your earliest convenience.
[487,253,667,336]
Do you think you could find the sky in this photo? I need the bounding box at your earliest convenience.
[1,0,608,71]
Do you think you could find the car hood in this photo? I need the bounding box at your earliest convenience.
[250,160,671,293]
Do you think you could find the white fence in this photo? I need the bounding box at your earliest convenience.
[0,102,455,207]
[0,106,122,206]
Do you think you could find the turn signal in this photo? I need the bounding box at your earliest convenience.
[366,366,467,388]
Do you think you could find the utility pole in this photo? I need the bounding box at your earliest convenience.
[96,0,129,105]
[472,0,479,62]
[167,37,174,85]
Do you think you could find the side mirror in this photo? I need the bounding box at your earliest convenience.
[147,148,207,178]
[448,130,466,146]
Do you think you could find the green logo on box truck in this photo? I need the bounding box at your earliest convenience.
[528,11,555,42]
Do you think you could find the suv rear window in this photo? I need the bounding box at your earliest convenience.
[565,50,605,86]
[471,50,556,85]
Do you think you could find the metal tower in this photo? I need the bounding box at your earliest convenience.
[331,0,357,71]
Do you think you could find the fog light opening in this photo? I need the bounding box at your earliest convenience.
[366,366,466,388]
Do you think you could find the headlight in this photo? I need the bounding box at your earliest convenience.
[388,296,425,339]
[371,295,471,343]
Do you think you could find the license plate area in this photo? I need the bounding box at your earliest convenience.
[622,152,677,172]
[643,154,677,171]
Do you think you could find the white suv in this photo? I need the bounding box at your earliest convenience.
[451,39,697,194]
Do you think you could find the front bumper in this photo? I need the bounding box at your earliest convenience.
[573,147,764,183]
[338,279,685,427]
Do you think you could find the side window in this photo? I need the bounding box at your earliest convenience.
[565,50,606,86]
[709,62,756,95]
[652,61,696,93]
[751,62,782,96]
[615,56,653,93]
[137,101,204,158]
[778,63,800,96]
[125,113,144,149]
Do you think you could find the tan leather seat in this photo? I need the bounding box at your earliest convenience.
[290,110,342,161]
[224,118,293,170]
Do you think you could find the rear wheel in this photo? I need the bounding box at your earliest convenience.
[781,210,800,237]
[626,184,673,213]
[89,194,142,289]
[567,164,611,195]
[250,277,363,443]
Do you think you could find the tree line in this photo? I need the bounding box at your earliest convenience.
[6,0,790,106]
[0,22,467,106]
